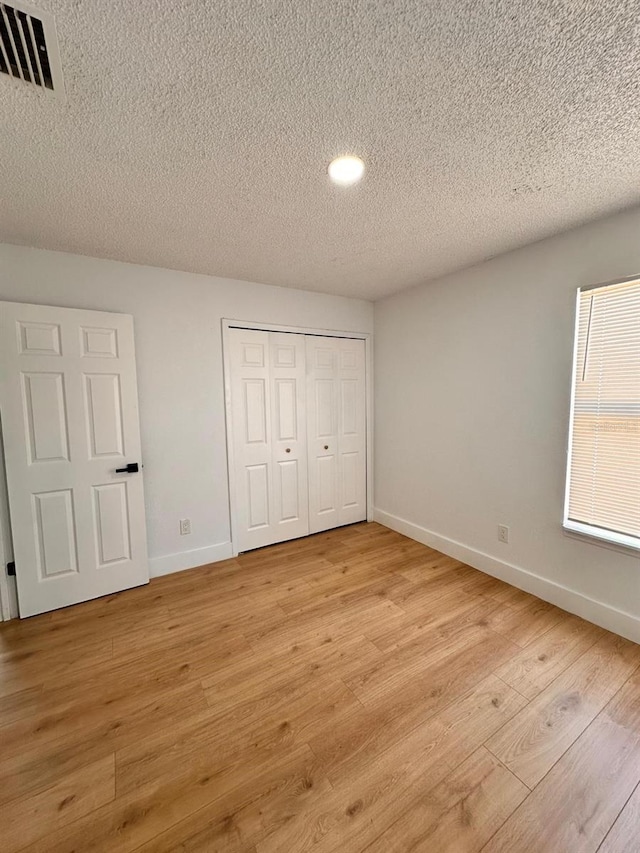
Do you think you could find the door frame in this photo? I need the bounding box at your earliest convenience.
[222,319,373,557]
[0,417,18,621]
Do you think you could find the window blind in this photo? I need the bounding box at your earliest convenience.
[565,278,640,547]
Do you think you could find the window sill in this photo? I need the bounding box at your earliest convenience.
[563,521,640,556]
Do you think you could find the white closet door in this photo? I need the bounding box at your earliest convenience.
[306,338,340,532]
[229,329,273,551]
[306,336,366,533]
[269,333,309,542]
[336,337,367,525]
[228,328,308,552]
[0,301,149,617]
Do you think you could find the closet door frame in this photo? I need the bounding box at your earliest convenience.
[222,319,373,557]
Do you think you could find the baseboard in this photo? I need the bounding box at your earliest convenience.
[374,508,640,644]
[149,542,234,578]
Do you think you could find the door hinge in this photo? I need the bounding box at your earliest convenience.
[6,561,16,577]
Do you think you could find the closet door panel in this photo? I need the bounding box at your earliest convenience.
[316,454,338,513]
[246,464,270,529]
[229,329,274,550]
[306,338,340,533]
[337,338,367,525]
[306,336,366,533]
[269,333,309,541]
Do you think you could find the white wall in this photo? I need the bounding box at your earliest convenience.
[0,244,373,583]
[374,205,640,642]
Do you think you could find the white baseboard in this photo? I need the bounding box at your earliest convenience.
[374,508,640,644]
[149,542,234,578]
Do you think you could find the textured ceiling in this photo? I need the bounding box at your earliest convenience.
[2,1,640,300]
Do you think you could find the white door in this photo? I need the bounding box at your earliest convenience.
[0,302,149,617]
[270,332,309,543]
[307,336,367,533]
[228,328,309,552]
[306,337,340,531]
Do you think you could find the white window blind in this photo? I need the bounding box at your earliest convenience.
[564,277,640,550]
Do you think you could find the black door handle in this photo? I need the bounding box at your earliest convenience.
[115,463,139,474]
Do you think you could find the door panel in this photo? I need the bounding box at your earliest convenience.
[340,379,358,435]
[92,482,131,565]
[33,489,78,578]
[274,379,297,441]
[272,341,297,368]
[228,329,309,551]
[18,321,62,355]
[314,346,335,370]
[244,379,268,444]
[277,459,300,521]
[84,373,124,457]
[316,454,337,514]
[22,372,70,462]
[306,338,340,533]
[229,330,273,550]
[315,380,335,437]
[0,301,149,617]
[80,326,118,358]
[336,338,367,524]
[269,333,308,540]
[247,464,270,529]
[341,451,360,508]
[306,336,366,533]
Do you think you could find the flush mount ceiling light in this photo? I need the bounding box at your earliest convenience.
[328,155,365,186]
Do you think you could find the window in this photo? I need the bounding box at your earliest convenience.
[564,277,640,551]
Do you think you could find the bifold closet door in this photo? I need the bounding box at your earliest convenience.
[228,328,309,552]
[306,336,367,534]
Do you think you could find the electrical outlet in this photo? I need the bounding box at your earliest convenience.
[498,525,509,544]
[179,518,191,536]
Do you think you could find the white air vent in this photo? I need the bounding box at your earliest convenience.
[0,1,64,97]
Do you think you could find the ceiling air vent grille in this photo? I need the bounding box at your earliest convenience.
[0,1,64,96]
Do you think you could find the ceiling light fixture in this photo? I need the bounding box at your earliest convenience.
[328,155,365,186]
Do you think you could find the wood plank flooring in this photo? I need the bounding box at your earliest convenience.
[1,522,639,852]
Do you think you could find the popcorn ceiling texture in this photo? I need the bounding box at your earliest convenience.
[1,0,639,300]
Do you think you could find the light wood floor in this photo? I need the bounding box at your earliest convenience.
[1,522,640,853]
